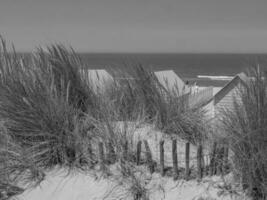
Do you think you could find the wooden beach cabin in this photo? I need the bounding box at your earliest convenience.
[154,70,190,95]
[154,70,214,109]
[202,72,248,120]
[105,67,135,83]
[213,72,248,115]
[84,69,114,91]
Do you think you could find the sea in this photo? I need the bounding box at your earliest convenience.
[80,53,267,87]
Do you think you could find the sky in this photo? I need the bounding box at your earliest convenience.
[1,0,267,53]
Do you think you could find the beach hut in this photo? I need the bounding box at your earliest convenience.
[104,67,135,83]
[213,72,248,115]
[154,70,214,109]
[201,72,248,120]
[83,69,114,91]
[154,70,190,95]
[188,86,213,109]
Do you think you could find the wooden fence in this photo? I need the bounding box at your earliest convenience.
[97,139,229,181]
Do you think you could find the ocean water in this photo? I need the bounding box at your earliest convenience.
[80,53,267,87]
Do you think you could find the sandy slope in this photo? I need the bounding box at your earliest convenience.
[17,168,248,200]
[17,124,246,200]
[18,169,110,200]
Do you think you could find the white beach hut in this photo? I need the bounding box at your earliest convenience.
[202,72,248,121]
[82,69,114,92]
[213,72,248,115]
[154,70,189,95]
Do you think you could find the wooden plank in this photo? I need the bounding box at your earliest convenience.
[136,141,142,165]
[98,142,105,170]
[185,142,190,180]
[159,140,165,176]
[144,140,155,174]
[209,142,217,176]
[123,141,128,161]
[197,144,203,180]
[172,139,179,180]
[223,144,229,175]
[88,139,94,166]
[107,141,116,164]
[216,145,224,176]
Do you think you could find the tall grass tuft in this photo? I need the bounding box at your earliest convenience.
[33,45,101,115]
[163,83,209,144]
[105,64,166,124]
[0,38,99,170]
[0,121,44,198]
[221,67,267,199]
[106,64,209,144]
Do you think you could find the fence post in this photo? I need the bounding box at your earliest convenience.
[223,144,229,175]
[205,155,209,176]
[88,139,93,156]
[98,141,105,170]
[201,153,205,176]
[185,142,190,180]
[197,143,203,180]
[88,139,94,167]
[216,145,224,176]
[159,140,165,176]
[172,139,179,180]
[107,140,116,164]
[144,140,155,174]
[136,141,142,165]
[123,141,128,161]
[209,142,217,176]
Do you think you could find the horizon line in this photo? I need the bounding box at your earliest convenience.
[13,51,267,55]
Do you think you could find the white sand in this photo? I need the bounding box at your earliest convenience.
[18,168,248,200]
[17,124,247,200]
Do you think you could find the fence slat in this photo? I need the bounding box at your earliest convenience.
[216,145,224,176]
[107,141,116,164]
[98,142,105,170]
[209,142,217,176]
[88,139,94,166]
[223,144,229,175]
[205,155,209,176]
[160,140,165,176]
[136,141,142,165]
[144,140,155,174]
[172,139,179,180]
[123,141,128,161]
[185,142,190,180]
[197,143,203,180]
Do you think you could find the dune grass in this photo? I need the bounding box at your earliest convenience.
[0,38,100,171]
[221,67,267,199]
[0,121,45,199]
[105,64,209,144]
[0,37,211,200]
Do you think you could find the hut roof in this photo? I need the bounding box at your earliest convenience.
[86,69,114,91]
[154,70,189,95]
[214,72,248,105]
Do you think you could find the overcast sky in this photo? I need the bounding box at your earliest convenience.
[1,0,267,52]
